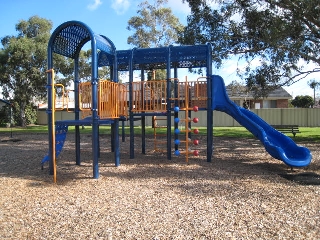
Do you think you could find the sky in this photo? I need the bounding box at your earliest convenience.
[0,0,318,99]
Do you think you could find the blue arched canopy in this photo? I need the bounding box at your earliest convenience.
[48,20,115,59]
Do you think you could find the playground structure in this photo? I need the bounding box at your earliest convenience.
[43,21,312,182]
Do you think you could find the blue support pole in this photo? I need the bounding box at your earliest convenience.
[129,49,135,159]
[121,120,125,142]
[173,67,179,151]
[114,119,120,166]
[46,49,54,175]
[91,43,99,179]
[141,69,146,154]
[206,43,213,162]
[74,57,81,165]
[166,47,172,160]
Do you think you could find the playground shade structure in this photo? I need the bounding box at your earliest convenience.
[212,75,312,167]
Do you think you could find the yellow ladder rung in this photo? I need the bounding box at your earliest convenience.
[178,129,192,133]
[177,139,192,143]
[178,151,194,155]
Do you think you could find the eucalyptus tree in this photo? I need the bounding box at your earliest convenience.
[127,0,184,80]
[180,0,320,97]
[0,16,74,126]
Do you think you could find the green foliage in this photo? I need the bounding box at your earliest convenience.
[308,79,320,104]
[127,0,184,48]
[127,0,184,81]
[180,0,320,96]
[24,104,37,125]
[291,95,314,108]
[11,102,37,126]
[0,106,10,126]
[307,79,320,90]
[0,16,74,126]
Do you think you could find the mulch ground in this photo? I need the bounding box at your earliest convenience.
[0,133,319,239]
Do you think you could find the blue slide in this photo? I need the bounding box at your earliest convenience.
[211,75,312,167]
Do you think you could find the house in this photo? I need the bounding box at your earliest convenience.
[227,86,292,109]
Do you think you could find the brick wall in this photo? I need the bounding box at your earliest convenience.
[277,99,288,108]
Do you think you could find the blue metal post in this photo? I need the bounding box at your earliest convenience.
[166,47,172,160]
[121,120,125,142]
[91,43,99,179]
[74,56,81,165]
[47,49,54,175]
[129,49,135,159]
[206,43,213,162]
[174,67,179,151]
[141,69,146,154]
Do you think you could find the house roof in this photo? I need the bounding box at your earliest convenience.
[226,86,292,100]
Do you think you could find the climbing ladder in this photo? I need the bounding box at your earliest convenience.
[173,77,203,162]
[152,116,168,152]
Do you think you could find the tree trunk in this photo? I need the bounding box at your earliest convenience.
[19,101,27,127]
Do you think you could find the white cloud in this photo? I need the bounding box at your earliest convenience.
[87,0,102,10]
[166,0,190,15]
[111,0,130,15]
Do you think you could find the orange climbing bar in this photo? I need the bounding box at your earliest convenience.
[46,69,57,183]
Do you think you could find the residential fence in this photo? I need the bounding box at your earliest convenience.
[37,108,320,127]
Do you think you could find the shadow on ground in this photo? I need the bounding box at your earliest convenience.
[279,172,320,185]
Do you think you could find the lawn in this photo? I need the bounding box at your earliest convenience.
[1,125,319,142]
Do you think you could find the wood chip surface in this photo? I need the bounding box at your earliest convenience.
[0,133,319,239]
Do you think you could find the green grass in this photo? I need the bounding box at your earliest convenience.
[1,125,320,142]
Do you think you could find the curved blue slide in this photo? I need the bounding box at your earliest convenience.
[211,75,312,167]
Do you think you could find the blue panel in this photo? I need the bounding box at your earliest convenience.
[170,45,209,68]
[109,44,211,71]
[116,50,131,71]
[98,51,113,67]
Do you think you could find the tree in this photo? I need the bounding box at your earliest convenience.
[180,0,320,96]
[0,16,73,126]
[291,95,314,108]
[127,0,184,80]
[308,79,320,106]
[127,0,184,48]
[227,80,248,97]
